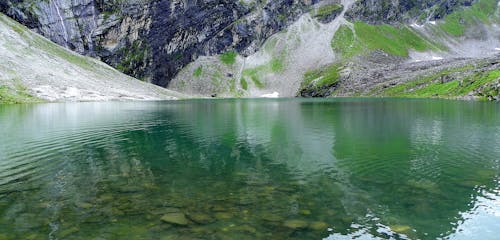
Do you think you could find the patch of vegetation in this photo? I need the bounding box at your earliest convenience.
[193,66,203,77]
[116,41,148,76]
[0,83,41,104]
[270,58,284,73]
[302,64,341,89]
[331,25,364,59]
[242,68,265,89]
[439,0,498,37]
[380,67,500,99]
[220,51,237,65]
[229,78,237,93]
[240,77,248,90]
[239,58,286,90]
[331,22,437,59]
[354,22,433,57]
[314,4,343,20]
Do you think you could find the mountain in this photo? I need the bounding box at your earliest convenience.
[1,0,499,100]
[0,13,185,104]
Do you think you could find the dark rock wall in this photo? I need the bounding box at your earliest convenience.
[1,0,318,86]
[345,0,475,24]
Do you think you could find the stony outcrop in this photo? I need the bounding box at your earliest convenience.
[345,0,475,23]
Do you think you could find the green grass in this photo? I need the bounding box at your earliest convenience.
[439,0,498,37]
[220,51,237,65]
[0,84,41,104]
[240,77,248,90]
[239,58,286,90]
[355,22,432,57]
[193,66,203,77]
[331,25,364,59]
[314,4,343,20]
[379,68,500,99]
[331,22,436,59]
[242,68,265,89]
[116,41,148,75]
[270,58,284,72]
[302,64,340,89]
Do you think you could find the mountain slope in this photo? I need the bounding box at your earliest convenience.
[1,0,499,100]
[167,0,499,99]
[0,13,185,104]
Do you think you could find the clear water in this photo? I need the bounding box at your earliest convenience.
[0,99,499,240]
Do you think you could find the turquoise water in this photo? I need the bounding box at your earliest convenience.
[0,99,499,240]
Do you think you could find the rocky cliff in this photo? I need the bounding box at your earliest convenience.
[1,0,326,86]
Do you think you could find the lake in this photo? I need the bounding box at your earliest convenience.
[0,99,499,239]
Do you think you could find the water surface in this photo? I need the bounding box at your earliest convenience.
[0,99,499,239]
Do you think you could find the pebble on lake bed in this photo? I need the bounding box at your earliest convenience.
[187,213,215,224]
[283,219,308,229]
[309,221,329,230]
[161,213,189,225]
[390,225,412,233]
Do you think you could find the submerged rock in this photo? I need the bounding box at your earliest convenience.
[75,202,93,209]
[187,213,215,224]
[260,213,285,222]
[161,213,189,226]
[309,221,329,231]
[283,219,308,229]
[390,225,412,233]
[214,212,233,220]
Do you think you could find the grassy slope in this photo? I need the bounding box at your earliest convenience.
[332,22,438,58]
[378,67,499,100]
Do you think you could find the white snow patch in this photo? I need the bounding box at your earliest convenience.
[260,92,279,98]
[495,48,500,51]
[411,23,423,28]
[408,51,446,62]
[429,21,437,25]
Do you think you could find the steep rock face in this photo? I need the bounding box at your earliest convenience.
[345,0,474,23]
[1,0,100,54]
[1,0,322,86]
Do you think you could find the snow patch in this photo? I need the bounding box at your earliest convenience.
[495,48,500,51]
[260,92,280,98]
[410,23,424,28]
[429,21,437,25]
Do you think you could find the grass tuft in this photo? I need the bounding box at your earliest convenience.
[220,51,237,65]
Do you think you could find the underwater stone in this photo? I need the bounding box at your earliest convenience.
[260,213,285,222]
[187,213,215,224]
[391,225,412,233]
[309,221,329,230]
[161,213,189,225]
[214,212,233,220]
[283,219,308,229]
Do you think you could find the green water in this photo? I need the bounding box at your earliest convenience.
[0,99,499,240]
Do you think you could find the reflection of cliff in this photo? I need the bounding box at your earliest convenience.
[159,100,339,176]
